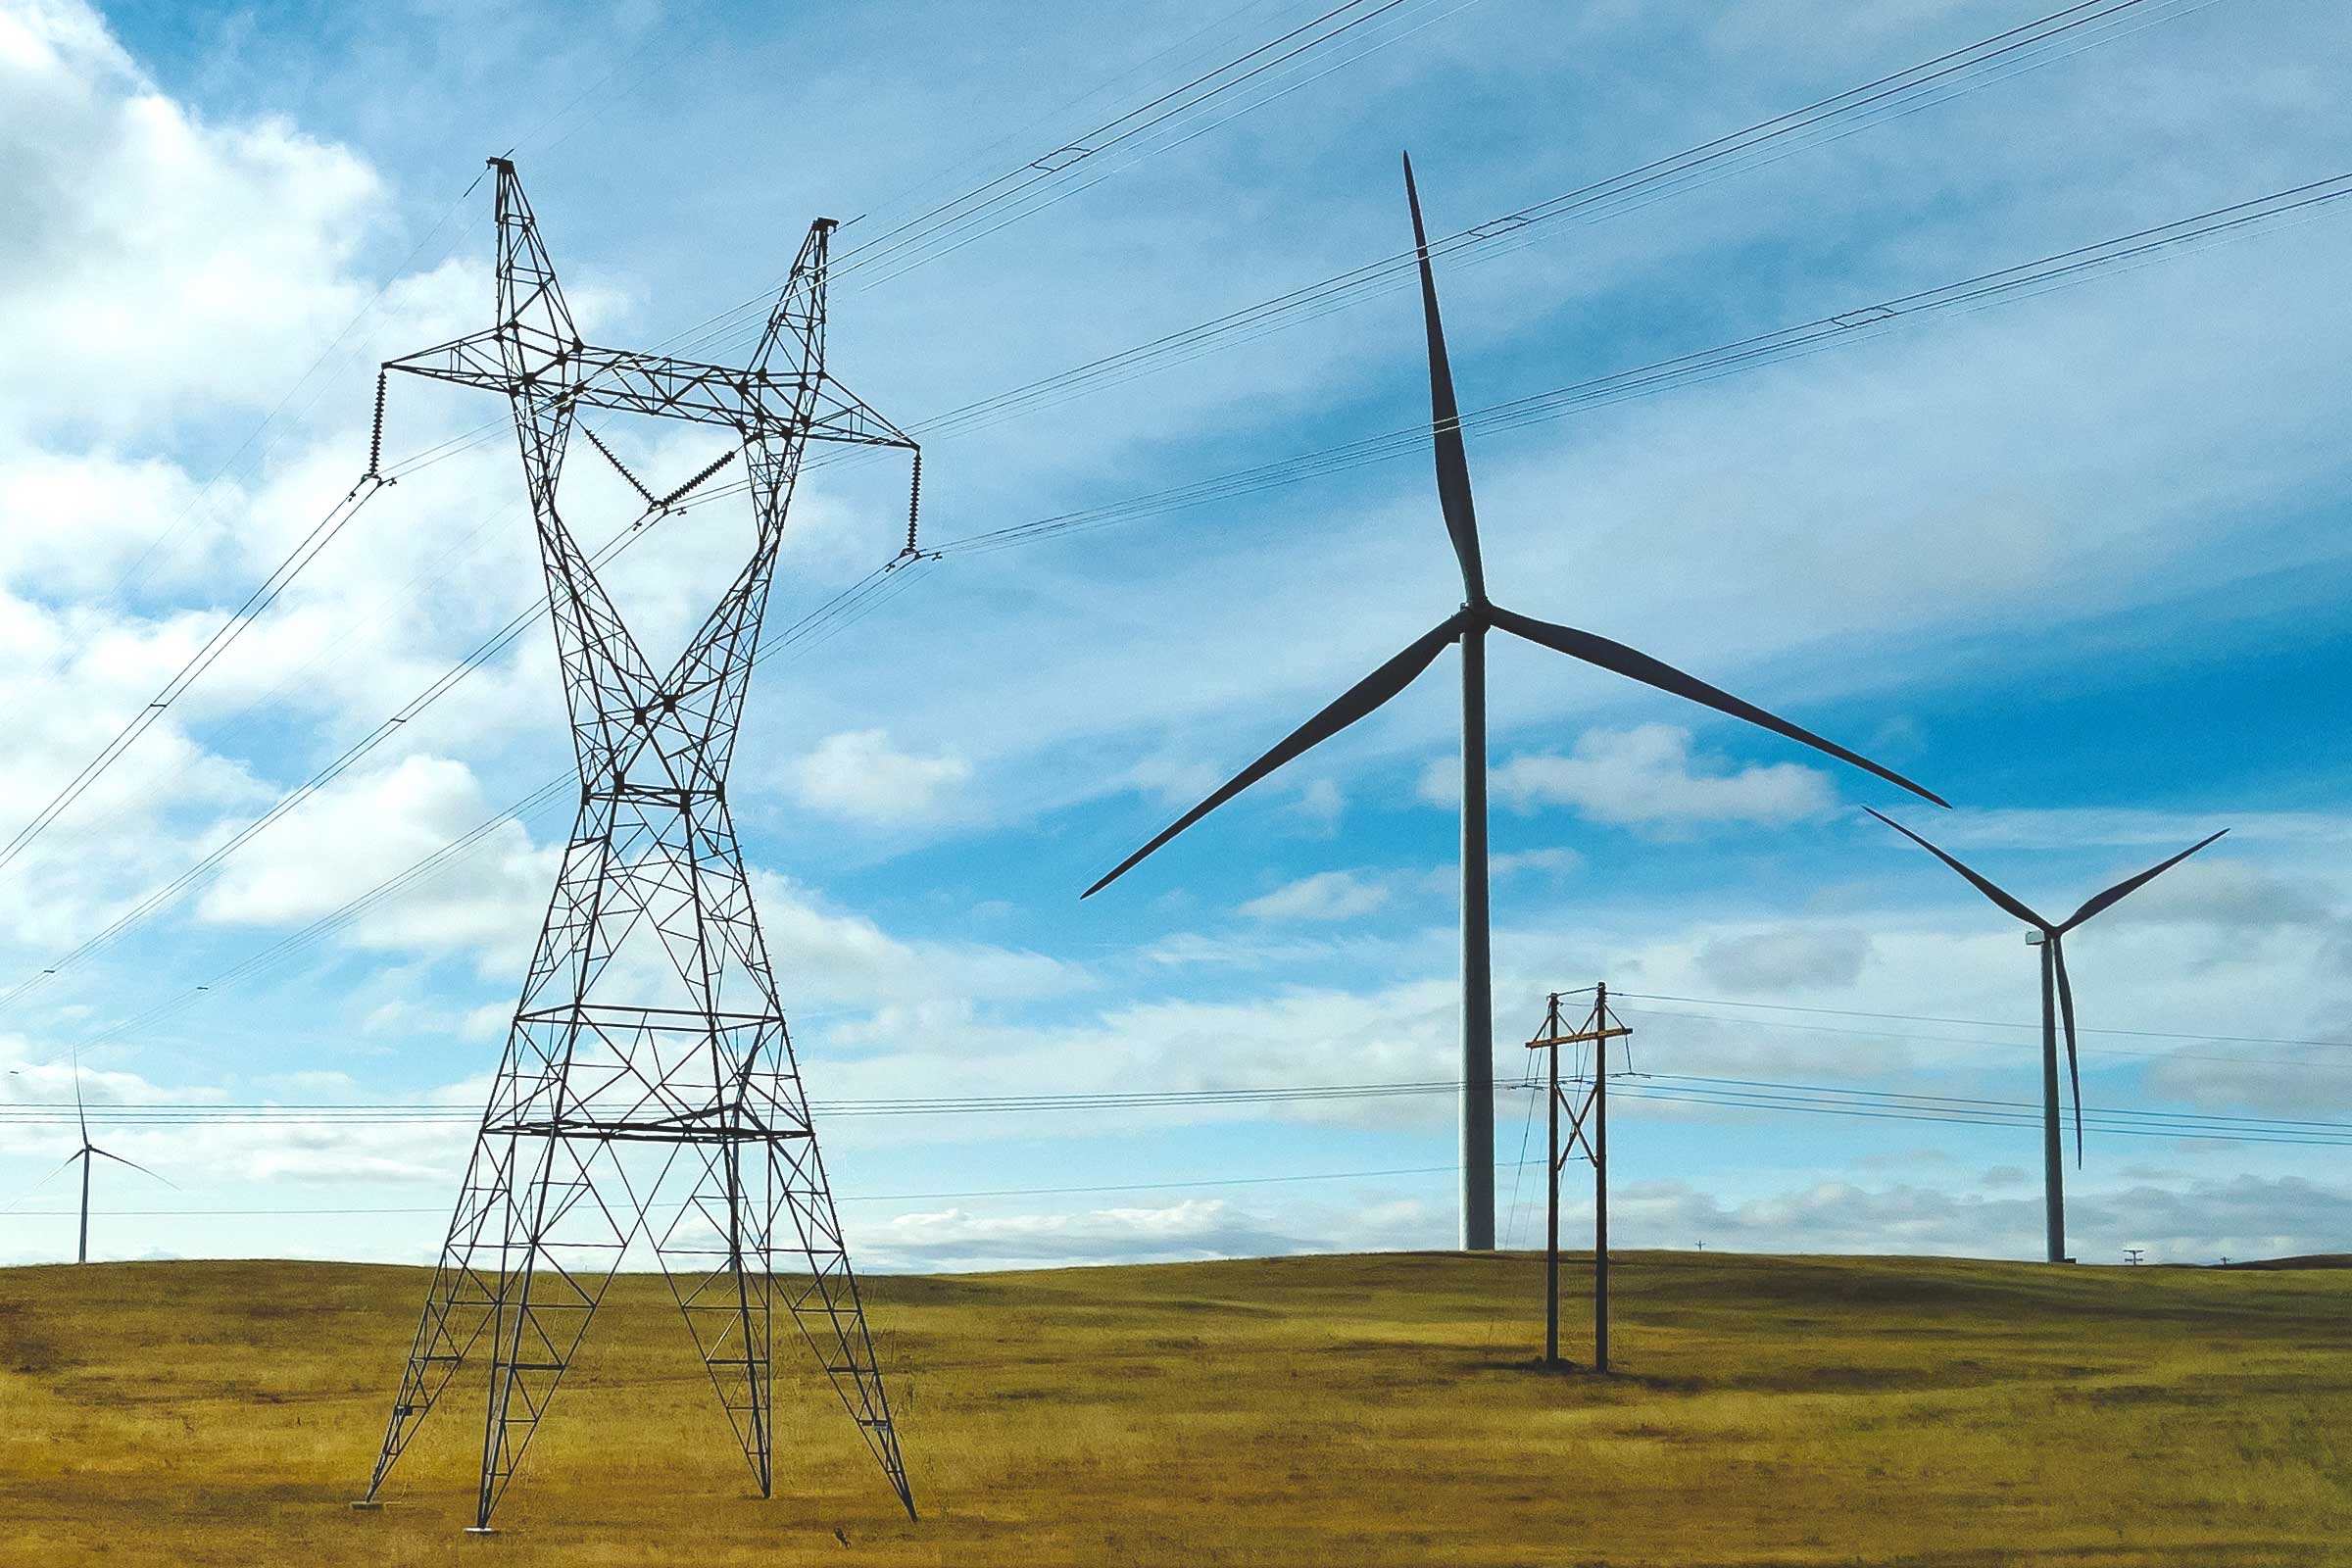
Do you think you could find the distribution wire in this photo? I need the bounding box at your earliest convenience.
[5,1073,2345,1146]
[1611,1003,2345,1073]
[1613,990,2352,1053]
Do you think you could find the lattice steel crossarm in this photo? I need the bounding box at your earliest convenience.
[357,156,915,1534]
[384,335,916,449]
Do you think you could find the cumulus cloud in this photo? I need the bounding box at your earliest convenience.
[1294,777,1346,826]
[1494,847,1580,880]
[855,1192,1446,1273]
[1241,869,1392,923]
[861,1199,1309,1271]
[1695,928,1872,993]
[1601,1170,2352,1262]
[1424,724,1836,830]
[790,728,974,827]
[0,0,383,439]
[752,871,1083,1012]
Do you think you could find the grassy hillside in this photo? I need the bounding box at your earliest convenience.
[0,1251,2345,1565]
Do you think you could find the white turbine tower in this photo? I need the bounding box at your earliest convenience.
[1086,154,1946,1250]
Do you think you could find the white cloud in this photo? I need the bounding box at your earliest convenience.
[197,754,514,926]
[1604,1172,2352,1264]
[790,728,974,827]
[861,1199,1307,1271]
[752,871,1081,1010]
[1293,776,1346,826]
[0,0,383,438]
[1434,723,1837,831]
[1241,869,1392,923]
[1695,928,1873,993]
[1494,847,1580,880]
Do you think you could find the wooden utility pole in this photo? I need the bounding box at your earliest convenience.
[1525,982,1631,1371]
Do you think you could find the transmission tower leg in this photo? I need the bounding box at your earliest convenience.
[362,1127,522,1500]
[470,1124,637,1530]
[657,1129,780,1497]
[772,1138,915,1517]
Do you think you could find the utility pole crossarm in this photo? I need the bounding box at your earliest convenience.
[1525,1026,1633,1049]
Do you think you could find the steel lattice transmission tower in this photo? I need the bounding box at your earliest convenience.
[356,159,920,1532]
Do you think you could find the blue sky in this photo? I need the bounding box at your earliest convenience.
[2,0,2350,1272]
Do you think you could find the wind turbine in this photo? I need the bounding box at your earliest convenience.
[1864,808,2226,1263]
[48,1053,172,1264]
[1083,153,1946,1250]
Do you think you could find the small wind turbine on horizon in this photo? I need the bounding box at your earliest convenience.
[1865,808,2226,1264]
[1083,152,1947,1250]
[45,1053,172,1264]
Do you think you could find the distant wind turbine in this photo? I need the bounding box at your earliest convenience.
[49,1053,172,1264]
[1865,808,2226,1263]
[1084,153,1946,1250]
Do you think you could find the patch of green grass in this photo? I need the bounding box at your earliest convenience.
[0,1251,2344,1564]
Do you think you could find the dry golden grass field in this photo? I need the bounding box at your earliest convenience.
[0,1250,2346,1566]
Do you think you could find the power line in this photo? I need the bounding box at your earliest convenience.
[17,554,916,1025]
[662,0,1464,359]
[1616,1003,2344,1074]
[1607,1080,2351,1149]
[18,55,2326,1038]
[6,1071,2342,1145]
[827,0,1490,298]
[890,0,2227,446]
[4,1158,1508,1219]
[164,0,2212,783]
[0,5,1465,1004]
[24,159,2344,1041]
[0,475,385,881]
[929,169,2352,558]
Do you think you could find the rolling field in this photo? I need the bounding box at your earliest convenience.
[0,1250,2346,1565]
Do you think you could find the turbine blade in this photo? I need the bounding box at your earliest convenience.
[2059,828,2230,931]
[89,1147,175,1188]
[1084,613,1464,898]
[2050,934,2083,1168]
[1485,605,1948,807]
[1863,808,2047,927]
[1402,152,1486,606]
[71,1052,87,1144]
